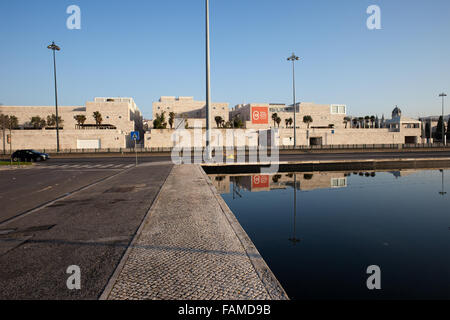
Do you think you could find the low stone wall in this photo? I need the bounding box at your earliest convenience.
[144,127,423,148]
[0,129,127,150]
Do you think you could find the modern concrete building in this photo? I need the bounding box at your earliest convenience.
[145,97,423,148]
[0,97,143,151]
[152,96,228,129]
[230,102,347,130]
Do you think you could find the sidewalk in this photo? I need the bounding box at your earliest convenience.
[102,164,288,300]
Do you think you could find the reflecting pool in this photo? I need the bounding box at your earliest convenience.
[210,169,450,299]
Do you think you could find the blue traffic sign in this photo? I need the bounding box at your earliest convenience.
[131,131,140,140]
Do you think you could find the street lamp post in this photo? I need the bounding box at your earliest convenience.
[205,0,212,161]
[47,42,61,152]
[439,169,446,196]
[439,93,447,146]
[287,53,300,148]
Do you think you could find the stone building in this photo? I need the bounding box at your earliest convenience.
[152,96,229,129]
[0,97,143,151]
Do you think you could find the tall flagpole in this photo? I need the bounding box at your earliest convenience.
[205,0,212,160]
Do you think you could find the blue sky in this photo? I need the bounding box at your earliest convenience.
[0,0,449,120]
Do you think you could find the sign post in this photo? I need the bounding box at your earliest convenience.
[131,131,140,166]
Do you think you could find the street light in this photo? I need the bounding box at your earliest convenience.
[439,169,446,196]
[205,0,212,161]
[288,174,301,245]
[439,93,447,146]
[47,41,61,152]
[287,53,300,148]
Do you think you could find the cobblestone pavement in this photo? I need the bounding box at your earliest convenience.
[104,164,287,300]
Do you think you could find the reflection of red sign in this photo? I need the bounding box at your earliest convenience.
[252,175,270,189]
[252,106,269,124]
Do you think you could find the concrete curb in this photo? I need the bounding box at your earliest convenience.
[197,165,289,300]
[99,165,174,300]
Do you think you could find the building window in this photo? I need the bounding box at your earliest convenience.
[331,178,347,188]
[331,105,346,114]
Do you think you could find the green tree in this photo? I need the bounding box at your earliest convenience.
[214,116,223,128]
[153,112,167,129]
[271,113,278,127]
[0,114,8,154]
[447,118,450,141]
[8,115,18,129]
[93,111,103,126]
[364,116,370,128]
[425,122,431,139]
[370,115,376,128]
[232,116,244,129]
[168,112,175,129]
[30,116,46,129]
[344,116,352,128]
[436,116,444,141]
[74,115,87,126]
[303,115,313,129]
[275,116,281,128]
[47,114,64,127]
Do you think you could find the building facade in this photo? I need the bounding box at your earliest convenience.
[0,97,143,151]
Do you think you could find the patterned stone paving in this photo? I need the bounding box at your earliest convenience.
[105,164,287,300]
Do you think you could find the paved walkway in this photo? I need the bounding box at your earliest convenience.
[102,164,288,300]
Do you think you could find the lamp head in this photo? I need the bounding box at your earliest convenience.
[47,42,61,51]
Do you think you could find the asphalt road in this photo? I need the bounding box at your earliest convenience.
[24,150,450,167]
[0,159,173,299]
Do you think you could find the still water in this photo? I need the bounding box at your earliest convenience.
[210,169,450,300]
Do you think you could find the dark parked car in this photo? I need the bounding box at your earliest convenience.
[11,150,50,162]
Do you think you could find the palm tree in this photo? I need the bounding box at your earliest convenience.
[358,117,364,128]
[93,111,103,127]
[275,116,281,128]
[214,116,223,128]
[168,112,175,129]
[285,118,290,128]
[272,113,278,127]
[344,116,352,129]
[233,116,244,129]
[370,115,376,128]
[303,115,313,129]
[364,116,370,128]
[74,115,87,126]
[352,118,358,128]
[0,114,8,155]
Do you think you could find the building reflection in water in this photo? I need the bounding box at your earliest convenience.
[209,168,449,245]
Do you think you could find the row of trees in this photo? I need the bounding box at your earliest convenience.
[425,116,450,141]
[0,114,19,154]
[349,116,379,129]
[29,114,64,129]
[74,112,103,126]
[27,111,104,129]
[153,112,189,129]
[153,112,245,130]
[271,113,313,129]
[214,116,245,129]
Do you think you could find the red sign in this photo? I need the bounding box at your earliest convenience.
[252,175,270,189]
[251,106,269,124]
